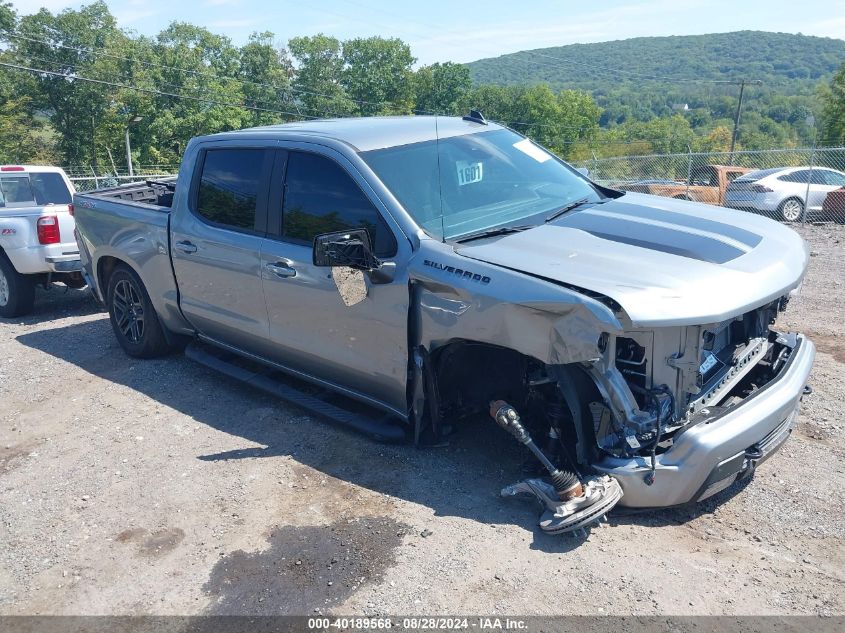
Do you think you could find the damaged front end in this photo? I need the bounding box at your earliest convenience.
[585,298,815,508]
[411,243,814,533]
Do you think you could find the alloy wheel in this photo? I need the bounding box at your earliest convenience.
[782,199,803,222]
[112,279,145,343]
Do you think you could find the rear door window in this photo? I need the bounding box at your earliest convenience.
[29,173,72,205]
[779,171,810,184]
[0,177,36,207]
[809,171,828,185]
[195,148,269,232]
[281,151,397,257]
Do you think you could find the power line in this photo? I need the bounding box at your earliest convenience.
[7,31,601,131]
[6,32,440,116]
[0,61,320,119]
[11,51,336,119]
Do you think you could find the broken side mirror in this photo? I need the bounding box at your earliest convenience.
[313,229,381,271]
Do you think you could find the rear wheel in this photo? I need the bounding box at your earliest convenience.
[779,197,804,222]
[0,254,36,318]
[107,265,172,358]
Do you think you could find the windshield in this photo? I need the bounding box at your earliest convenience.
[360,128,602,240]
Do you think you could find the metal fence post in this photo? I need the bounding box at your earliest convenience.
[804,145,816,226]
[89,165,99,189]
[685,145,693,199]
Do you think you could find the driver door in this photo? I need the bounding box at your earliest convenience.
[259,146,411,415]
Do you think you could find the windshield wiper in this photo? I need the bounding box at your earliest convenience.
[455,224,533,243]
[544,197,596,223]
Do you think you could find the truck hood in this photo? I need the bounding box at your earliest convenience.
[456,192,809,327]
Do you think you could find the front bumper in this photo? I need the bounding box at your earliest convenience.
[593,334,815,508]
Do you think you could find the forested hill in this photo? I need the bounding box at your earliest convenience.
[466,31,845,88]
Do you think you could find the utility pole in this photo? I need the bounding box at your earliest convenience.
[91,116,97,173]
[728,79,762,165]
[124,114,144,178]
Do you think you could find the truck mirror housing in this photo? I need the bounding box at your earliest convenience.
[313,229,381,270]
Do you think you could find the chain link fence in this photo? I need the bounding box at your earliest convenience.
[578,147,845,225]
[66,166,178,192]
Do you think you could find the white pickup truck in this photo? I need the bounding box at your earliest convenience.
[0,165,84,317]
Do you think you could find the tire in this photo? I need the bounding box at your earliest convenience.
[0,253,36,318]
[673,194,691,201]
[106,265,172,358]
[779,197,804,222]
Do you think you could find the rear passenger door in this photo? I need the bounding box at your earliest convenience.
[171,143,275,354]
[259,146,410,414]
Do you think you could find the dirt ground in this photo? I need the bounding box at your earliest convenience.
[0,224,843,617]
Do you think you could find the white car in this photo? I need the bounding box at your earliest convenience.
[0,165,84,317]
[724,166,845,222]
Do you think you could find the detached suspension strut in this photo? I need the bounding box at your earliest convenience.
[489,400,624,535]
[489,400,583,500]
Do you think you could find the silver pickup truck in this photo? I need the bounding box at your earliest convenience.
[73,115,815,533]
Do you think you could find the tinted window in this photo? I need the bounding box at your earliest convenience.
[30,173,72,205]
[809,170,828,185]
[779,171,810,184]
[822,171,845,186]
[282,152,396,257]
[813,169,845,187]
[690,167,716,186]
[196,149,266,230]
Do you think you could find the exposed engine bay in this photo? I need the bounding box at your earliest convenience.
[427,296,804,534]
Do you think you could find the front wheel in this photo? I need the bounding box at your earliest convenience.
[779,197,804,222]
[107,265,172,358]
[0,254,35,318]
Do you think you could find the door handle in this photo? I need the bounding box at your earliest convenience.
[266,262,297,278]
[175,240,198,254]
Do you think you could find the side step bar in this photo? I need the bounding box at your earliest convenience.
[185,343,407,443]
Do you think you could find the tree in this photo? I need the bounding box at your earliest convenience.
[413,62,471,115]
[820,63,845,146]
[341,37,415,116]
[144,22,249,166]
[289,34,354,118]
[14,1,123,167]
[238,32,295,127]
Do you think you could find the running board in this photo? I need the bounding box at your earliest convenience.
[185,343,407,443]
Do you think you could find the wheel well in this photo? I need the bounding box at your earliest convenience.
[97,256,124,296]
[428,339,599,464]
[430,340,532,418]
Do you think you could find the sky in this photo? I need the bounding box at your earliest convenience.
[8,0,845,65]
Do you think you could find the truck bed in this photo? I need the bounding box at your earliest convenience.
[79,178,177,210]
[73,177,184,334]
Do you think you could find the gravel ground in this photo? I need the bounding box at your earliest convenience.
[0,224,843,617]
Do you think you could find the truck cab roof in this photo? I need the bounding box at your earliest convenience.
[195,116,504,153]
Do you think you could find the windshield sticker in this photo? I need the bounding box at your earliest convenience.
[456,160,483,186]
[513,138,552,163]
